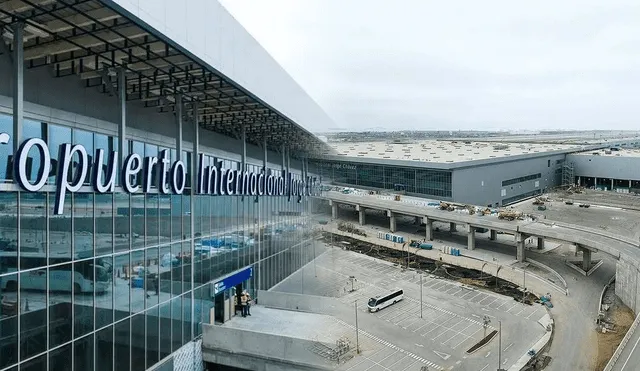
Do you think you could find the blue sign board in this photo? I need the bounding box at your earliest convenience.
[212,266,253,296]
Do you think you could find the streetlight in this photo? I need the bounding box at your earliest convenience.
[420,273,423,318]
[498,320,506,371]
[482,315,491,338]
[523,266,527,302]
[355,300,360,354]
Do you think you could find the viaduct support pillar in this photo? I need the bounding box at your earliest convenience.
[466,224,475,250]
[537,237,545,250]
[516,233,526,262]
[388,211,397,233]
[425,217,433,241]
[358,207,366,226]
[580,246,592,271]
[331,202,338,219]
[450,222,457,232]
[415,216,422,225]
[489,230,497,241]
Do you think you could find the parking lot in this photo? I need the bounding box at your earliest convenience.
[273,246,547,370]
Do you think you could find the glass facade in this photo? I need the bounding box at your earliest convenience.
[0,114,317,370]
[313,161,452,198]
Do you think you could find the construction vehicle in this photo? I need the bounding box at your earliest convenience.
[537,205,547,211]
[578,204,591,208]
[498,210,523,221]
[439,202,455,211]
[532,197,545,206]
[481,208,492,215]
[565,200,574,205]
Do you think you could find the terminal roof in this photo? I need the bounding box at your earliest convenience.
[0,0,326,157]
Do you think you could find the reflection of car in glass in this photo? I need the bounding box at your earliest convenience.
[0,252,111,293]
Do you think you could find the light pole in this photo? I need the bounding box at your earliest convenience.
[498,320,504,371]
[420,273,423,318]
[523,265,527,301]
[355,300,360,354]
[482,315,491,338]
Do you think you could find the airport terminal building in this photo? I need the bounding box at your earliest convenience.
[0,1,331,371]
[314,138,640,207]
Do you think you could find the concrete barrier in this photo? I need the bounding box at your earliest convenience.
[201,323,335,370]
[258,290,341,313]
[599,275,616,313]
[603,313,640,371]
[525,258,568,292]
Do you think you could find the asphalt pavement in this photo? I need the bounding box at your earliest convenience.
[272,245,547,371]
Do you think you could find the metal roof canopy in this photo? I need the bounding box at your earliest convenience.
[0,0,327,157]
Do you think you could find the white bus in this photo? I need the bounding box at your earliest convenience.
[367,288,404,312]
[0,252,111,293]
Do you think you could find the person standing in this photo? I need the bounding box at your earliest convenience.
[246,292,252,316]
[240,291,248,317]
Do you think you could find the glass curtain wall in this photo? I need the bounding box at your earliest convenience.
[314,161,452,198]
[0,114,316,371]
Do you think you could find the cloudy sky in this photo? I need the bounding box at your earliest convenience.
[220,0,640,132]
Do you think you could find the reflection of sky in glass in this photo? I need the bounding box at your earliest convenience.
[73,129,94,185]
[48,124,71,184]
[22,120,44,183]
[0,114,12,182]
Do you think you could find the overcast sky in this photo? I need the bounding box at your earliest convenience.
[219,0,640,132]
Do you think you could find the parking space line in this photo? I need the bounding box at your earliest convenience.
[526,306,541,319]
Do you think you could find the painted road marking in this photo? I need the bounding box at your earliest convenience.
[504,342,514,352]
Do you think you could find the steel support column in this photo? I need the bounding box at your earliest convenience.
[175,94,183,162]
[241,124,247,172]
[189,101,199,340]
[537,237,545,250]
[12,22,24,154]
[117,68,127,168]
[450,222,457,232]
[490,230,497,241]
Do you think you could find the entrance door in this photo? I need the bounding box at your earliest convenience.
[214,293,225,324]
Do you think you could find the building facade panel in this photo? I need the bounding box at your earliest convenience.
[567,154,640,181]
[452,155,565,206]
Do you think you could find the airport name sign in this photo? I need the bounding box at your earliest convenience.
[12,138,318,215]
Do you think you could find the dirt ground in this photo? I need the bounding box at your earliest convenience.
[595,298,635,371]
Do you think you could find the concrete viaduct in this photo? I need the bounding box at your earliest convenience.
[317,191,640,314]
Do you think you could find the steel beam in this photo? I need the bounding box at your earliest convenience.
[12,22,24,154]
[175,93,183,162]
[189,100,198,341]
[117,67,126,168]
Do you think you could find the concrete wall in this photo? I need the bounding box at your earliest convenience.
[568,153,640,181]
[106,0,335,133]
[201,324,333,371]
[452,154,565,206]
[258,290,341,313]
[0,57,306,171]
[616,257,640,314]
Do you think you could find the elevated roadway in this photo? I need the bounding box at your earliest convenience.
[318,191,640,265]
[316,191,640,370]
